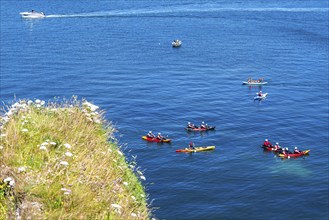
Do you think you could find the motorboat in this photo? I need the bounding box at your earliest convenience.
[20,10,46,19]
[172,40,182,48]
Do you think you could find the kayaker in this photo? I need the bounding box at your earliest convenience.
[187,122,195,129]
[157,133,165,140]
[273,142,281,151]
[285,147,292,154]
[258,91,263,97]
[263,139,272,147]
[200,122,207,129]
[146,131,155,139]
[189,142,195,150]
[293,147,301,154]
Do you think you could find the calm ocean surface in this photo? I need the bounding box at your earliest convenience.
[1,0,328,219]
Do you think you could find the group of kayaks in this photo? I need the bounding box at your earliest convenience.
[242,78,268,101]
[142,122,216,153]
[261,141,310,159]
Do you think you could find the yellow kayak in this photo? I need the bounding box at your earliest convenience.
[175,146,215,153]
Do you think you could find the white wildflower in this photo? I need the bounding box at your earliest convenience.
[21,128,28,132]
[60,188,67,191]
[111,204,122,209]
[64,143,72,149]
[64,189,71,195]
[4,177,12,183]
[108,148,112,152]
[60,161,69,166]
[65,152,73,157]
[18,166,26,173]
[36,104,41,108]
[131,213,137,217]
[35,99,41,104]
[0,134,7,137]
[83,101,99,112]
[40,100,45,106]
[140,194,145,198]
[27,100,33,105]
[0,145,3,150]
[41,142,49,146]
[9,180,15,187]
[131,196,136,200]
[39,146,47,151]
[117,150,123,156]
[123,182,128,186]
[140,176,146,181]
[49,142,56,146]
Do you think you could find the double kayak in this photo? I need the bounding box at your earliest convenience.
[185,126,216,132]
[278,150,311,158]
[142,136,172,143]
[262,145,281,152]
[176,146,215,153]
[242,81,268,86]
[254,93,268,100]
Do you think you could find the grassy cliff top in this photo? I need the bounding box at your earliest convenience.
[0,97,150,219]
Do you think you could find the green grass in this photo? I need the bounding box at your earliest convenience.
[0,98,150,219]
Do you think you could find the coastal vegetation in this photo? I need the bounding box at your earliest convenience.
[0,97,150,219]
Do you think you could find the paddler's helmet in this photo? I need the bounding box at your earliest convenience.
[276,142,279,145]
[286,147,289,150]
[265,139,268,141]
[295,147,298,149]
[158,133,161,135]
[149,131,152,133]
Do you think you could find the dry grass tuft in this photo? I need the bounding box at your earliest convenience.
[0,97,151,219]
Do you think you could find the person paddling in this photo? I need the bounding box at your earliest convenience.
[146,131,155,139]
[273,142,281,151]
[293,147,302,154]
[189,142,195,150]
[187,122,196,129]
[263,139,272,148]
[157,133,165,140]
[200,121,207,129]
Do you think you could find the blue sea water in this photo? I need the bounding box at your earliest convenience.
[1,0,328,219]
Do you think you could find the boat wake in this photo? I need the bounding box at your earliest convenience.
[44,7,328,18]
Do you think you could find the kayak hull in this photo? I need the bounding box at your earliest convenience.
[185,126,216,132]
[278,150,310,158]
[142,136,171,143]
[176,146,215,153]
[243,81,268,85]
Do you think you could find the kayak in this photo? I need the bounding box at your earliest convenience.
[242,81,268,85]
[175,146,215,153]
[278,150,310,158]
[254,93,268,100]
[185,126,216,132]
[142,136,171,143]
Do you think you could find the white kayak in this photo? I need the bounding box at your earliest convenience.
[20,11,46,19]
[242,81,268,85]
[254,93,268,100]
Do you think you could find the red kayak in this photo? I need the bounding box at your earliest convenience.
[185,126,215,132]
[262,145,281,152]
[142,136,171,143]
[279,150,310,158]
